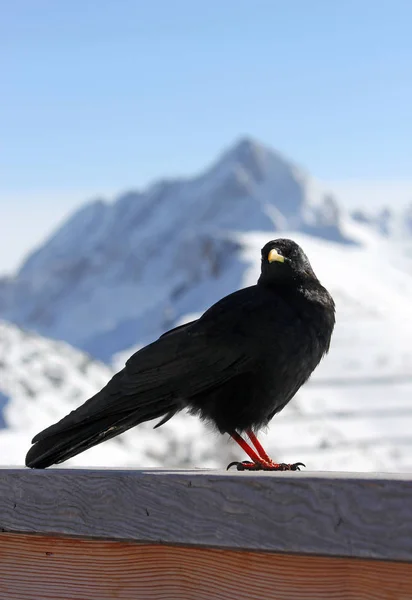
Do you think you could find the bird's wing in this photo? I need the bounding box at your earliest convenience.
[34,287,261,438]
[116,286,268,404]
[108,301,255,413]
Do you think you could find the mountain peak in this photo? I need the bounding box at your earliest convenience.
[218,136,271,167]
[206,136,300,187]
[226,135,266,156]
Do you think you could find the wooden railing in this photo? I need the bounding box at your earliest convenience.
[0,468,411,599]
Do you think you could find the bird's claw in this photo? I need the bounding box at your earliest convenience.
[227,461,261,471]
[284,461,306,471]
[227,460,306,472]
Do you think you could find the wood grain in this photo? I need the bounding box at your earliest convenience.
[0,468,412,561]
[0,533,411,600]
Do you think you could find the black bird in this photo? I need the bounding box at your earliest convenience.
[25,238,335,471]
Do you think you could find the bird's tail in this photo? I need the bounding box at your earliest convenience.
[25,391,178,469]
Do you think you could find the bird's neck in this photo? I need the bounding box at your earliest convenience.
[258,271,312,291]
[259,276,335,336]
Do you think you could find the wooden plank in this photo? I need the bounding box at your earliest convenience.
[0,468,412,561]
[0,533,411,600]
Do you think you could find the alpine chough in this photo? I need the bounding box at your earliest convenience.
[25,238,335,471]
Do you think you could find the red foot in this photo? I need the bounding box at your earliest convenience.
[227,460,305,472]
[228,431,305,472]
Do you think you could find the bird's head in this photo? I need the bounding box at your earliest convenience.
[259,238,317,286]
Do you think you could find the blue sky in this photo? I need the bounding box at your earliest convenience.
[1,0,412,272]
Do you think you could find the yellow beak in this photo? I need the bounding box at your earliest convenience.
[268,249,285,263]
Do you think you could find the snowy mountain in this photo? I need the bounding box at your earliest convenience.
[0,137,350,360]
[351,201,412,240]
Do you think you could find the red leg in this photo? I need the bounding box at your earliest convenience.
[246,429,272,462]
[229,431,264,464]
[228,430,305,472]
